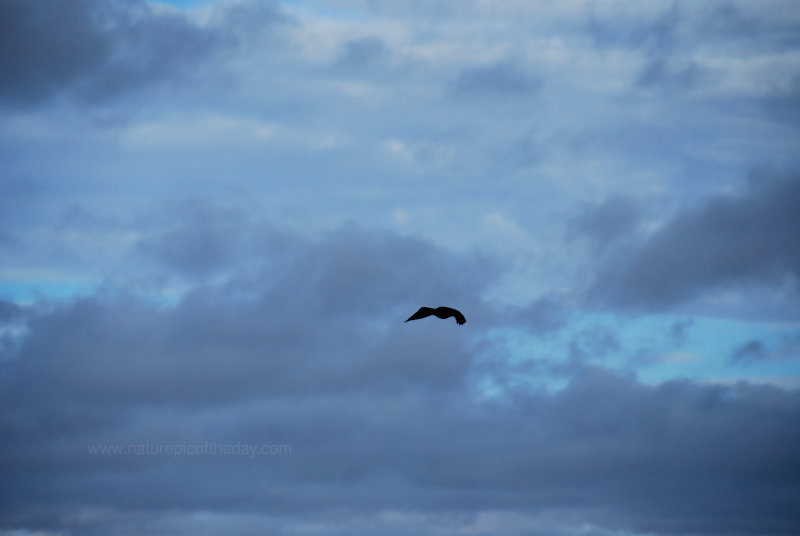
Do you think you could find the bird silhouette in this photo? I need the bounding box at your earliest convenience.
[405,306,466,325]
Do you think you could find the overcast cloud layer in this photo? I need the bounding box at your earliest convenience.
[1,1,799,535]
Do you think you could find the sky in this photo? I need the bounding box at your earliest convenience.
[1,0,799,534]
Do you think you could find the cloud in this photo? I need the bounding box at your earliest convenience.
[2,345,799,535]
[669,318,693,344]
[589,174,800,309]
[0,300,23,322]
[620,4,711,93]
[731,339,767,362]
[0,0,284,106]
[2,1,800,534]
[2,213,799,535]
[137,200,250,278]
[0,0,112,105]
[763,81,800,129]
[450,62,541,97]
[568,195,641,249]
[586,1,800,95]
[4,221,494,405]
[588,2,683,55]
[514,296,568,334]
[635,57,711,91]
[731,333,800,364]
[334,37,390,71]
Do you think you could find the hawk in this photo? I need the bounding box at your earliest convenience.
[405,306,466,325]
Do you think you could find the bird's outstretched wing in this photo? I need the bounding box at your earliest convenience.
[406,307,435,322]
[438,306,466,325]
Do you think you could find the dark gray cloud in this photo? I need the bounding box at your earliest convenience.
[0,0,113,105]
[693,2,800,52]
[334,37,390,71]
[669,318,693,345]
[514,296,568,334]
[731,333,800,364]
[587,2,682,54]
[2,216,799,535]
[586,3,738,92]
[451,62,541,98]
[568,195,641,249]
[635,57,711,91]
[137,200,251,278]
[4,221,493,407]
[3,339,799,536]
[0,0,284,106]
[0,176,43,226]
[731,339,767,362]
[590,174,800,309]
[0,300,33,360]
[568,325,622,366]
[0,300,24,322]
[764,81,800,130]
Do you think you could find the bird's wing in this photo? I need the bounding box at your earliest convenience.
[406,307,434,322]
[438,306,466,325]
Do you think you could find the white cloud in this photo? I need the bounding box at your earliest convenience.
[122,114,280,149]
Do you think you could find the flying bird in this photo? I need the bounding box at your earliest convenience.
[405,306,466,325]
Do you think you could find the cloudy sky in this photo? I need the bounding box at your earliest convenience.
[1,0,800,534]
